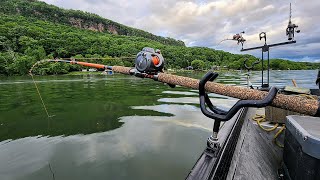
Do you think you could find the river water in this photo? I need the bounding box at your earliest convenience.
[0,70,317,180]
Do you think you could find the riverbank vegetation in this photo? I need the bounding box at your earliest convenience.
[0,0,318,76]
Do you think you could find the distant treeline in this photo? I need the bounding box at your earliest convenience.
[0,0,318,76]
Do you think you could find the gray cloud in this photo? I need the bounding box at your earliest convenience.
[40,0,320,62]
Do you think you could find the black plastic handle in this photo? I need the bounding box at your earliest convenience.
[199,71,278,122]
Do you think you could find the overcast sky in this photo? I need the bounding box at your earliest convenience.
[39,0,320,62]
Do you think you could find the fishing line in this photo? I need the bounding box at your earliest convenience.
[28,57,133,118]
[216,38,234,46]
[48,163,56,180]
[29,60,55,118]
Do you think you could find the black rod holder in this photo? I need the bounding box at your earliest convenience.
[240,32,296,88]
[199,71,278,153]
[199,71,278,122]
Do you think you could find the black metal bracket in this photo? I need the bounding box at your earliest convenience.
[243,58,261,71]
[199,71,277,155]
[199,71,278,123]
[243,58,261,89]
[241,31,297,88]
[259,32,267,45]
[316,69,320,89]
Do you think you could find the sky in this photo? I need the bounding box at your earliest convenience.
[39,0,320,62]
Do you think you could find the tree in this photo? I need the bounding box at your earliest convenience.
[0,2,318,76]
[191,60,205,70]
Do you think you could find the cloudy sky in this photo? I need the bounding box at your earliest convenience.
[39,0,320,62]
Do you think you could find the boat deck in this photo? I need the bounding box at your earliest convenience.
[228,107,284,180]
[187,107,285,180]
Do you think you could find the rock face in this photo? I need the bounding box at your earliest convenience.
[33,10,42,16]
[69,17,118,34]
[68,17,83,28]
[107,25,118,35]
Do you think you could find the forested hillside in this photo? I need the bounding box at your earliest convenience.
[0,0,185,46]
[0,0,318,76]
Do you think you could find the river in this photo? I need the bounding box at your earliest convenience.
[0,70,317,180]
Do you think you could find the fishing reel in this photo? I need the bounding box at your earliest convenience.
[133,47,175,88]
[286,3,300,41]
[135,47,164,74]
[286,22,300,41]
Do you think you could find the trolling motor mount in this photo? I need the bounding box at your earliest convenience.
[135,47,164,74]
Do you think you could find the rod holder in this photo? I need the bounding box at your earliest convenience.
[199,71,278,152]
[199,71,278,122]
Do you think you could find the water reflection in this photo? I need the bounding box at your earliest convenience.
[0,103,211,180]
[0,75,175,141]
[0,70,317,180]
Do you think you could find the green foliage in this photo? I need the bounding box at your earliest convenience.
[0,0,185,46]
[0,0,318,76]
[191,60,205,70]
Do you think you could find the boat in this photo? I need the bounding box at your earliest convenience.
[34,47,319,180]
[28,6,320,178]
[186,8,320,179]
[101,69,114,75]
[186,98,320,180]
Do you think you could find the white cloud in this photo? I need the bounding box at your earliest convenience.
[39,0,320,62]
[297,56,320,62]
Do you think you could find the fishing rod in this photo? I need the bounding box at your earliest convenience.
[217,31,246,47]
[30,47,320,117]
[60,57,135,60]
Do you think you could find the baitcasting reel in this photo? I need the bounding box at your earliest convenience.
[286,3,300,41]
[286,19,299,41]
[133,47,175,88]
[135,47,164,74]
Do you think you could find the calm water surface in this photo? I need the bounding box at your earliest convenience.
[0,70,317,180]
